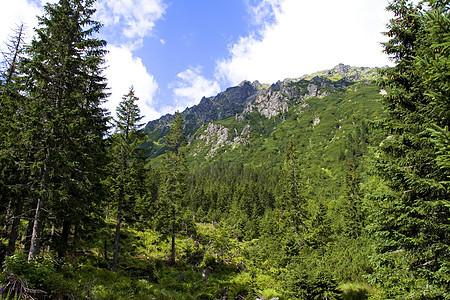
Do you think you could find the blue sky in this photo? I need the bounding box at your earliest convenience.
[2,0,394,123]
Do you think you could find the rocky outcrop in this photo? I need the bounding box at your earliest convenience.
[304,79,330,99]
[232,124,251,148]
[243,89,289,119]
[313,116,321,127]
[303,63,382,82]
[198,123,229,146]
[195,123,252,157]
[240,71,348,120]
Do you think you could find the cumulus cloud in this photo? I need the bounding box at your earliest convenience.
[217,0,393,85]
[94,0,167,122]
[96,0,166,41]
[246,0,282,26]
[104,45,160,122]
[169,67,221,110]
[1,0,164,122]
[41,0,58,5]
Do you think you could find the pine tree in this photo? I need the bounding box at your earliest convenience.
[19,0,108,260]
[370,0,450,295]
[259,140,309,266]
[275,139,308,232]
[106,87,145,271]
[341,161,363,238]
[154,112,193,265]
[0,23,28,263]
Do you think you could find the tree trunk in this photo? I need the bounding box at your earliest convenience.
[47,225,55,253]
[112,211,121,271]
[28,198,44,261]
[3,200,13,231]
[5,23,24,85]
[170,230,176,265]
[6,199,24,257]
[58,219,71,258]
[23,218,34,256]
[73,223,80,250]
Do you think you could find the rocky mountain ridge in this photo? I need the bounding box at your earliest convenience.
[144,64,383,158]
[145,80,259,139]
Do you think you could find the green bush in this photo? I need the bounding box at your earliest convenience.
[2,252,79,299]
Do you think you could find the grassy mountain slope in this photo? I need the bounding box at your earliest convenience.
[147,64,386,174]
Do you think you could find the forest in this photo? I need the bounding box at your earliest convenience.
[0,0,449,299]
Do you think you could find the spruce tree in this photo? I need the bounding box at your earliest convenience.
[370,0,450,295]
[260,140,309,266]
[341,161,363,238]
[275,139,308,233]
[0,24,28,263]
[19,0,108,260]
[106,87,145,271]
[154,112,193,265]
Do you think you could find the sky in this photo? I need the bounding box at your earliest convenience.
[1,0,394,123]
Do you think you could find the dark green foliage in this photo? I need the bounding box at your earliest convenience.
[105,87,146,271]
[283,263,342,300]
[154,112,195,265]
[367,0,450,296]
[17,0,109,260]
[3,252,80,299]
[340,161,364,238]
[0,24,29,263]
[2,0,447,295]
[275,140,308,229]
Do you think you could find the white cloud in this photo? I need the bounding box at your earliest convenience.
[0,0,164,122]
[41,0,58,5]
[0,0,41,53]
[104,45,160,122]
[94,0,167,122]
[246,0,282,26]
[217,0,394,85]
[96,0,166,40]
[169,67,221,110]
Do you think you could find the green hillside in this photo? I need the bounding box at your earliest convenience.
[187,82,383,167]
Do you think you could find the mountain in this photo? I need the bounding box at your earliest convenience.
[144,80,259,138]
[143,63,384,161]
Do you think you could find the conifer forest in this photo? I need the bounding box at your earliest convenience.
[0,0,449,299]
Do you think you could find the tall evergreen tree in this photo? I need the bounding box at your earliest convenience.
[370,0,450,296]
[275,139,308,232]
[155,112,193,265]
[341,161,363,238]
[19,0,108,260]
[259,140,309,266]
[0,23,28,264]
[106,87,145,271]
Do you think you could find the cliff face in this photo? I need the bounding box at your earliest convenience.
[194,123,251,158]
[243,89,290,119]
